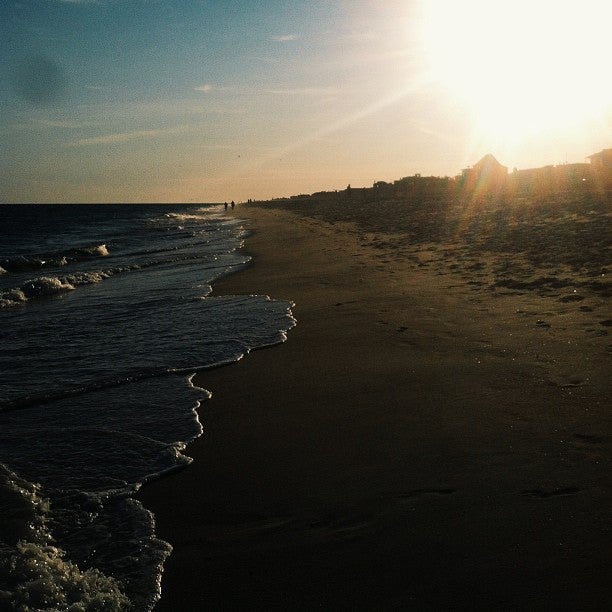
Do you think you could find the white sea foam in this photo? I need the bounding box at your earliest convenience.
[0,269,123,308]
[23,276,75,297]
[0,244,109,275]
[0,289,27,308]
[0,276,75,307]
[163,206,223,223]
[0,464,50,547]
[0,541,131,611]
[77,243,109,257]
[65,270,112,285]
[165,212,208,222]
[0,464,131,611]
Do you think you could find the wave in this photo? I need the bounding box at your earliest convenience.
[0,540,132,611]
[0,249,246,309]
[163,211,212,222]
[0,464,130,611]
[0,376,206,610]
[0,204,294,610]
[0,463,163,611]
[0,276,76,307]
[160,207,235,225]
[0,267,134,308]
[0,243,109,274]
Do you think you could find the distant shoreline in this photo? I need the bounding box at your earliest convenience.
[247,148,611,207]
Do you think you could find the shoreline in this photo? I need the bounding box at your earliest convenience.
[139,205,610,610]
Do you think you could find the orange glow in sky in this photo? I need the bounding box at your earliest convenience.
[1,0,610,203]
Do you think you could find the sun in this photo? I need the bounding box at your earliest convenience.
[418,0,612,144]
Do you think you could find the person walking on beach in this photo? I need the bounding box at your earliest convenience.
[231,200,235,209]
[224,202,228,210]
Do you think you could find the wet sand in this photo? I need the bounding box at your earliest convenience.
[139,200,611,610]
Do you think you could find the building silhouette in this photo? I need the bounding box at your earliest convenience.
[588,148,612,192]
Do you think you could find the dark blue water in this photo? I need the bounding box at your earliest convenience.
[0,204,295,610]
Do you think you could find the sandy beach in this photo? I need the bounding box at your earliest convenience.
[139,199,610,610]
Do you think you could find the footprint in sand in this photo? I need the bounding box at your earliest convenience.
[558,294,585,302]
[585,327,608,337]
[516,309,538,316]
[572,433,605,445]
[547,374,586,388]
[522,486,581,498]
[571,434,606,460]
[395,488,456,501]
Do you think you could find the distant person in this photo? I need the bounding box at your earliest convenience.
[231,200,235,209]
[224,202,228,210]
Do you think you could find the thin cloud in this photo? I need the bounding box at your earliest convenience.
[271,34,299,42]
[252,56,282,65]
[194,84,234,93]
[8,118,96,130]
[37,119,96,128]
[67,125,189,147]
[267,87,337,96]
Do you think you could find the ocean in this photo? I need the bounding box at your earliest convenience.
[0,204,295,610]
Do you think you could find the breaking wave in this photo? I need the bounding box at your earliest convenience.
[0,464,131,611]
[0,244,109,275]
[0,267,136,308]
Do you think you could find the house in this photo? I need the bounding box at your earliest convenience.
[588,148,612,191]
[588,148,612,171]
[460,154,508,195]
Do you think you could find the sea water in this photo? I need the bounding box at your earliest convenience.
[0,204,295,610]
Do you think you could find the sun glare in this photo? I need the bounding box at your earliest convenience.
[419,0,612,143]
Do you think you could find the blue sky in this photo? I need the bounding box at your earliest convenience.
[1,0,610,203]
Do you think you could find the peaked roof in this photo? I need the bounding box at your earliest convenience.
[472,153,506,171]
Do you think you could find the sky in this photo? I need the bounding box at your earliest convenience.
[1,0,611,203]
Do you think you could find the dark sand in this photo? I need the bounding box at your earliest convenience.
[139,200,611,610]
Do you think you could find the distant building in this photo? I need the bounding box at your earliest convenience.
[460,154,508,195]
[510,162,591,197]
[588,148,612,171]
[588,148,612,191]
[554,163,590,188]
